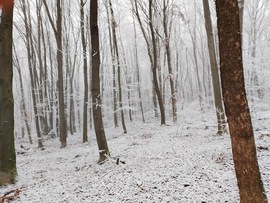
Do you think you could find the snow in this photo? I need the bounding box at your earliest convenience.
[1,102,270,202]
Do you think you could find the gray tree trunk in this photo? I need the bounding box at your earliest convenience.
[202,0,227,135]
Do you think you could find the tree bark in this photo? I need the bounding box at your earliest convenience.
[215,0,268,202]
[90,0,110,163]
[0,0,16,185]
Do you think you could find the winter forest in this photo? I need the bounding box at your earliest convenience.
[0,0,270,202]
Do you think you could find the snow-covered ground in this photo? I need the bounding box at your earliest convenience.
[1,102,270,202]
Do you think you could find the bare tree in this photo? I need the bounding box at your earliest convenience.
[162,0,177,123]
[133,0,166,125]
[20,0,43,148]
[62,0,80,135]
[104,0,118,128]
[202,0,227,135]
[148,0,166,125]
[90,0,110,163]
[43,0,67,148]
[108,0,127,133]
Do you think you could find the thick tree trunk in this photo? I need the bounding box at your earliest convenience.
[90,0,110,163]
[215,0,268,202]
[202,0,227,135]
[0,1,16,185]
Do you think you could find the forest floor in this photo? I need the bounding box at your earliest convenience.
[1,102,270,203]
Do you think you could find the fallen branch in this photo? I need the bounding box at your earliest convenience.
[0,188,22,203]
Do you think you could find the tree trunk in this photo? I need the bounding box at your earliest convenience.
[149,0,166,125]
[21,0,43,148]
[56,0,67,148]
[39,5,51,133]
[127,81,133,122]
[132,14,145,123]
[162,0,177,123]
[90,0,110,163]
[13,47,32,144]
[36,0,49,136]
[109,0,127,134]
[215,0,268,202]
[104,1,118,128]
[133,1,164,122]
[44,0,67,147]
[80,0,88,143]
[202,0,227,135]
[0,0,16,185]
[69,80,76,134]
